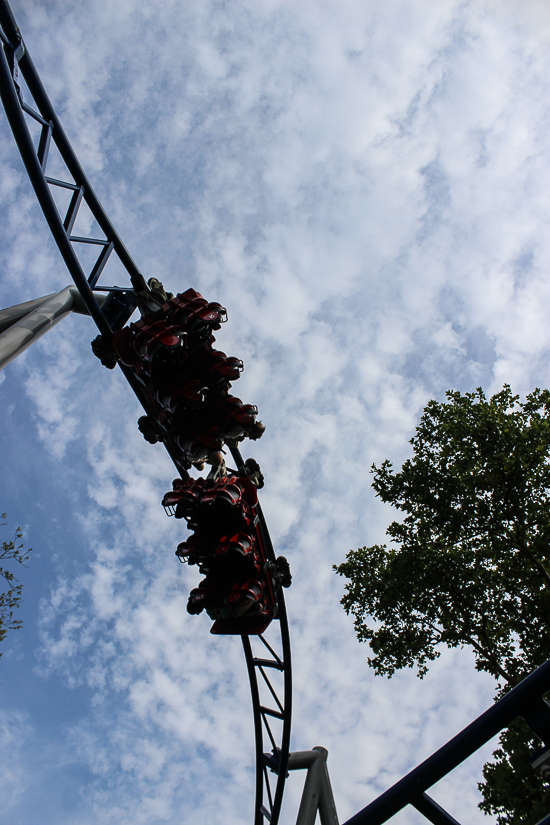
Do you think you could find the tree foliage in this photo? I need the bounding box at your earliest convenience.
[478,720,549,825]
[0,512,31,654]
[334,386,550,821]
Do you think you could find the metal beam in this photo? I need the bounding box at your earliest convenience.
[0,0,147,294]
[0,38,112,337]
[412,793,462,825]
[0,293,57,333]
[0,286,107,370]
[343,657,550,825]
[289,747,338,825]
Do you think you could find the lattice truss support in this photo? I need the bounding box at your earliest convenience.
[237,484,293,825]
[0,0,147,340]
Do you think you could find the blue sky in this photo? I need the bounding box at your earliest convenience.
[1,1,550,823]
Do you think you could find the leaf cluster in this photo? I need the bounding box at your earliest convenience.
[0,512,31,652]
[478,719,550,824]
[335,386,550,684]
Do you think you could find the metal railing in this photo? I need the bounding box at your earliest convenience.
[343,657,550,825]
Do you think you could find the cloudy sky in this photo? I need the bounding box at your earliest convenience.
[1,0,550,823]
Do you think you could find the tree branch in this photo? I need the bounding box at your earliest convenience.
[502,526,550,589]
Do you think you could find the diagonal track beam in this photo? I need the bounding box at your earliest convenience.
[0,0,147,328]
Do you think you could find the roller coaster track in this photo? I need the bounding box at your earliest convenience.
[0,2,291,822]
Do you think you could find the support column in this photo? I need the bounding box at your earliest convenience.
[289,747,339,825]
[0,286,107,370]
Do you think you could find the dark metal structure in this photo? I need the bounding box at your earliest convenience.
[342,655,550,825]
[0,3,291,822]
[242,501,292,825]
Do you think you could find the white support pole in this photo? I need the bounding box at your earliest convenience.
[288,747,339,825]
[0,286,107,371]
[0,293,57,334]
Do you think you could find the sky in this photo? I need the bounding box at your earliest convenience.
[1,0,550,823]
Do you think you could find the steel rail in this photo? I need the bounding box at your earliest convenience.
[0,32,111,337]
[230,445,292,825]
[0,0,147,297]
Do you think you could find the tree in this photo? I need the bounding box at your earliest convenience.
[478,720,549,825]
[0,512,31,654]
[334,386,550,822]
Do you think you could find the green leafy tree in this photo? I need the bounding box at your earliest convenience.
[0,513,31,654]
[334,386,550,822]
[478,720,549,825]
